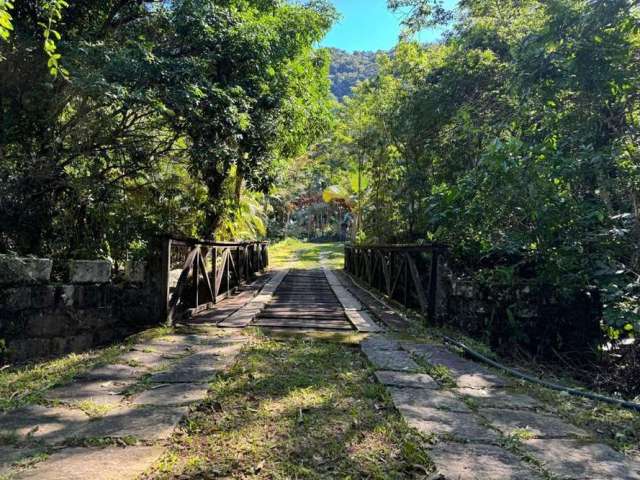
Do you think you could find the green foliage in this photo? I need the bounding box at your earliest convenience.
[334,0,640,341]
[40,0,69,78]
[0,0,336,261]
[0,1,13,43]
[0,0,68,76]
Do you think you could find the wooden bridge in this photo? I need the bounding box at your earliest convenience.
[162,236,446,333]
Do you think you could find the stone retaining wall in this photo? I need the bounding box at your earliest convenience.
[0,256,162,363]
[445,275,603,361]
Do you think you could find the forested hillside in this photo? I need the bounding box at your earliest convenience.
[328,48,379,99]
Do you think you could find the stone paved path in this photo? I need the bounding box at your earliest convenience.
[340,273,640,479]
[0,329,250,478]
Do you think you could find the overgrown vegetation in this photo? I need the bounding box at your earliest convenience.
[142,336,434,479]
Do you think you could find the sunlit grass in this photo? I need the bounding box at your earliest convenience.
[143,337,434,479]
[0,346,124,412]
[0,326,175,412]
[269,238,344,270]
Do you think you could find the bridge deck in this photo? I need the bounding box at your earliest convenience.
[253,269,355,331]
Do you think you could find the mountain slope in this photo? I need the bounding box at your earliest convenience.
[328,48,380,100]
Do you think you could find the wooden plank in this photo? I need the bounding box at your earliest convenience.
[378,250,391,296]
[262,307,345,314]
[218,269,289,327]
[166,247,199,325]
[344,309,383,333]
[274,293,336,298]
[214,248,229,297]
[322,267,383,332]
[212,247,218,302]
[276,287,333,291]
[257,312,348,320]
[272,298,339,304]
[329,286,363,310]
[198,249,215,303]
[427,251,439,323]
[194,248,200,307]
[253,319,354,330]
[390,254,405,298]
[267,302,342,308]
[406,252,429,315]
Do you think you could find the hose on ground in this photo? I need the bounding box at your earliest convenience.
[343,271,640,413]
[441,334,640,412]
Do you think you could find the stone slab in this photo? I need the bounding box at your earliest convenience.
[403,343,508,388]
[131,342,198,358]
[399,406,498,442]
[76,406,187,441]
[13,445,165,480]
[147,351,235,384]
[523,439,640,479]
[455,371,509,389]
[76,364,147,382]
[149,367,218,384]
[0,446,41,475]
[219,308,262,328]
[69,260,112,284]
[375,371,439,389]
[480,408,590,439]
[360,336,401,351]
[0,406,89,445]
[140,334,244,346]
[389,387,471,413]
[116,350,172,369]
[455,388,541,409]
[344,309,383,333]
[45,380,132,406]
[361,346,420,372]
[197,342,245,357]
[174,348,236,369]
[130,383,209,406]
[401,343,474,370]
[0,255,52,285]
[428,442,543,480]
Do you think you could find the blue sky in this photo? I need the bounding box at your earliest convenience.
[320,0,457,52]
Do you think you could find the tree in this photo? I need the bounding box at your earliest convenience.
[0,0,68,76]
[337,0,640,338]
[0,0,336,259]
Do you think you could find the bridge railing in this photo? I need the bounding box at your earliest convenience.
[344,243,447,323]
[161,236,268,324]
